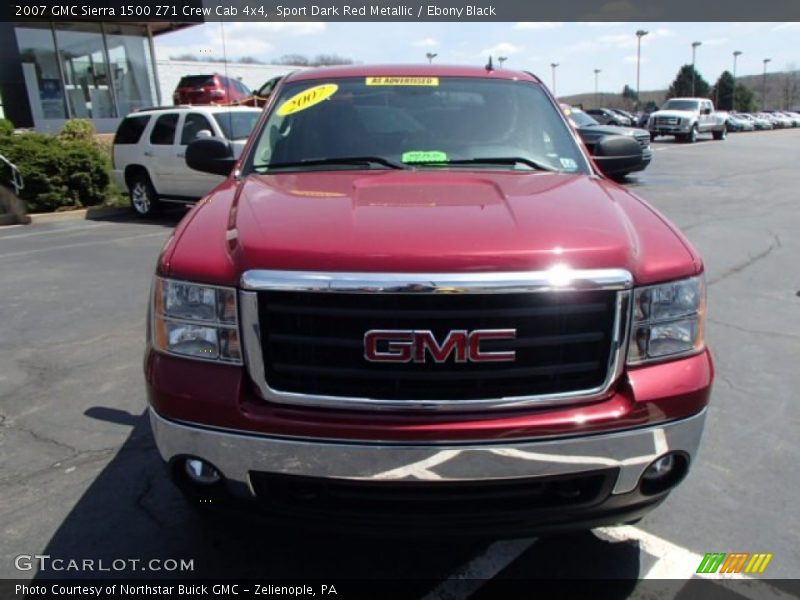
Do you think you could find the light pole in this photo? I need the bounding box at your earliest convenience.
[762,58,771,109]
[425,52,437,64]
[550,63,559,96]
[635,30,648,111]
[594,68,601,107]
[732,50,742,111]
[691,41,702,96]
[498,56,507,68]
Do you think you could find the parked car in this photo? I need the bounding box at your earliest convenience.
[764,112,795,128]
[726,113,754,132]
[563,105,652,179]
[756,112,783,128]
[740,113,772,130]
[586,108,630,126]
[648,98,727,142]
[238,76,284,107]
[609,108,636,126]
[146,65,713,536]
[781,111,800,126]
[112,105,263,216]
[172,74,252,106]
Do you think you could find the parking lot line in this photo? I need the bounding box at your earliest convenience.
[424,525,794,599]
[0,222,111,241]
[421,538,537,600]
[0,231,166,260]
[598,526,796,600]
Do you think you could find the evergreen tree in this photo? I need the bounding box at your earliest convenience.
[733,84,758,112]
[711,71,735,110]
[667,65,710,98]
[621,84,638,101]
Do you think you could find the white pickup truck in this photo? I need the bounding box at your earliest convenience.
[648,97,727,143]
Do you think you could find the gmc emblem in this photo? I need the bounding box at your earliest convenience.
[364,329,517,363]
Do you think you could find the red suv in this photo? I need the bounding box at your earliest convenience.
[172,74,251,106]
[148,65,713,536]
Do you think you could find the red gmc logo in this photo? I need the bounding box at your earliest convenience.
[364,329,517,363]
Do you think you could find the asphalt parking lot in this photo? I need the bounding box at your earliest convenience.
[1,130,799,595]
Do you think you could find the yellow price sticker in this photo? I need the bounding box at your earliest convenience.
[277,84,338,116]
[365,77,440,86]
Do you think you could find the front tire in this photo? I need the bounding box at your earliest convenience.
[129,173,160,217]
[686,125,698,143]
[713,127,726,140]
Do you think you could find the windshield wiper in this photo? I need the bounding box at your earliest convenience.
[440,157,557,172]
[255,156,407,171]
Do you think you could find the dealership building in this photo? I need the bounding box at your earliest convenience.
[0,21,194,133]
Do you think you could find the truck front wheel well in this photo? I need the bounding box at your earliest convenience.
[124,165,151,189]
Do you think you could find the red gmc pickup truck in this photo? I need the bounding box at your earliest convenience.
[145,65,713,535]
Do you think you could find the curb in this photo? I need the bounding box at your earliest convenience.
[27,206,130,224]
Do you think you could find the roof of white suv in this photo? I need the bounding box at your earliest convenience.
[133,105,262,115]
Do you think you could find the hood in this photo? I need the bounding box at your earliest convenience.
[652,109,698,118]
[578,124,649,138]
[163,169,700,286]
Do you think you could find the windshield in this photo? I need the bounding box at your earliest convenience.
[662,99,701,111]
[246,77,588,174]
[213,111,262,141]
[564,107,599,127]
[178,75,215,88]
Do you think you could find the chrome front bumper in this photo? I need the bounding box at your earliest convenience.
[150,408,707,497]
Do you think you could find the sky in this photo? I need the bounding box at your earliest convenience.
[154,22,800,97]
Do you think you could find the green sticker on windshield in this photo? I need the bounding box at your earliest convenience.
[402,150,448,164]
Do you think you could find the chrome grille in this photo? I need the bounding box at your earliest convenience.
[240,270,632,412]
[655,116,679,126]
[634,133,651,149]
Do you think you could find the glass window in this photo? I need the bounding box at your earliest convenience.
[249,77,587,174]
[15,24,67,119]
[662,99,701,111]
[213,111,261,141]
[114,115,150,144]
[177,75,215,88]
[180,113,214,145]
[104,24,157,116]
[150,113,178,145]
[256,76,281,98]
[55,23,115,118]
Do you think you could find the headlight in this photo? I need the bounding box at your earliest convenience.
[628,275,705,364]
[151,277,242,364]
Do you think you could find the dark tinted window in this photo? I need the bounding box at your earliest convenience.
[213,111,261,140]
[180,113,214,145]
[114,115,150,144]
[250,77,588,174]
[149,113,179,145]
[257,77,281,97]
[177,75,215,88]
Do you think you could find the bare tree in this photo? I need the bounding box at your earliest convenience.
[274,54,311,66]
[780,63,799,109]
[311,54,354,66]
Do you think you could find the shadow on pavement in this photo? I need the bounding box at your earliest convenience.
[85,205,188,228]
[33,409,644,589]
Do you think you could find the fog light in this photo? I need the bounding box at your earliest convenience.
[643,454,676,481]
[184,458,221,485]
[640,452,688,496]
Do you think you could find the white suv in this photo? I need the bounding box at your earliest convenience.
[112,105,262,216]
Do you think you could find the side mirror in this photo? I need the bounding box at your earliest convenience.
[186,138,236,176]
[591,135,643,177]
